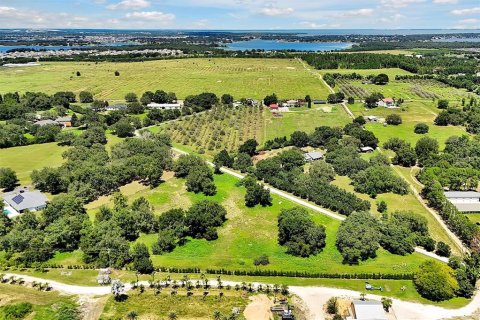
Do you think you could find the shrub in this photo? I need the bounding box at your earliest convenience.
[414,123,429,134]
[414,260,458,301]
[386,114,402,125]
[437,99,449,109]
[253,255,270,266]
[326,297,338,314]
[2,302,33,319]
[436,242,452,258]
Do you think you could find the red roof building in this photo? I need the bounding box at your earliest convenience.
[269,103,279,109]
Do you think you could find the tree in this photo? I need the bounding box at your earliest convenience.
[127,311,139,320]
[213,149,234,169]
[336,212,380,264]
[233,153,253,172]
[290,131,309,148]
[277,207,326,257]
[353,116,366,126]
[377,200,387,213]
[185,200,227,240]
[414,123,429,134]
[393,145,417,167]
[245,182,272,207]
[0,168,18,191]
[152,230,177,254]
[114,119,135,138]
[373,73,389,85]
[238,139,258,156]
[221,94,234,105]
[414,260,458,301]
[305,95,312,108]
[111,280,125,300]
[131,243,154,274]
[347,97,355,104]
[79,91,93,103]
[365,92,384,108]
[381,297,392,312]
[326,297,338,314]
[351,166,409,197]
[436,242,451,258]
[415,137,439,164]
[386,114,402,125]
[114,71,120,76]
[263,93,278,106]
[125,93,138,103]
[438,99,449,109]
[31,167,66,194]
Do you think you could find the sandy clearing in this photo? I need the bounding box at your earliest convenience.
[244,294,274,320]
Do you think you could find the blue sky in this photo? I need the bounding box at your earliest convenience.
[0,0,479,29]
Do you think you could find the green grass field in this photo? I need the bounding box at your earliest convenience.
[0,58,331,100]
[348,101,468,147]
[0,283,78,320]
[79,172,433,274]
[264,104,351,141]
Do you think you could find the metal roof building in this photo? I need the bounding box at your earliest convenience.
[445,191,480,212]
[3,190,48,214]
[350,300,387,320]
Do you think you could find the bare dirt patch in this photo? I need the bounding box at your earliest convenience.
[243,294,274,320]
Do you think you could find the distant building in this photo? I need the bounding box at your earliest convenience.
[313,100,326,104]
[377,98,396,108]
[55,116,72,127]
[3,189,48,216]
[304,152,324,162]
[366,115,378,122]
[350,300,387,320]
[106,104,127,111]
[444,191,480,213]
[34,119,60,127]
[282,99,300,107]
[147,102,182,110]
[360,146,375,153]
[269,103,279,110]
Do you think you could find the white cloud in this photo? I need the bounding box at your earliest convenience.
[380,13,405,23]
[433,0,458,4]
[259,5,294,16]
[107,0,150,10]
[0,6,18,14]
[331,8,374,18]
[451,7,480,15]
[381,0,425,9]
[458,18,480,24]
[299,21,340,29]
[125,11,175,21]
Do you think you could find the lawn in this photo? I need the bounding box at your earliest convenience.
[80,172,433,275]
[0,58,331,100]
[101,289,249,320]
[349,101,468,147]
[0,283,78,320]
[264,104,351,142]
[0,143,67,185]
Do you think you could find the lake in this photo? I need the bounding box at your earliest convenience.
[224,39,353,51]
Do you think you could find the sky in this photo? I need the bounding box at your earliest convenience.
[0,0,479,30]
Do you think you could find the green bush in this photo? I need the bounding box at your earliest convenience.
[414,260,458,301]
[1,302,33,319]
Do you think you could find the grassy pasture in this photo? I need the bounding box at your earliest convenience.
[0,58,331,100]
[80,172,432,274]
[0,283,77,320]
[348,101,468,147]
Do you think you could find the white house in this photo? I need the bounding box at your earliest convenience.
[377,98,396,108]
[304,152,323,162]
[147,102,183,110]
[106,104,127,111]
[3,189,48,217]
[445,191,480,212]
[360,146,375,153]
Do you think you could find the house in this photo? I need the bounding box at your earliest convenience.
[350,300,387,320]
[106,104,127,111]
[444,191,480,213]
[360,146,375,153]
[34,119,60,127]
[313,100,326,104]
[245,98,258,106]
[269,103,279,110]
[55,116,72,127]
[377,98,396,108]
[147,102,183,110]
[3,189,48,216]
[282,99,300,107]
[304,152,324,162]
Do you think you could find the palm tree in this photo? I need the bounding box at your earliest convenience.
[213,310,222,320]
[127,310,138,320]
[182,275,189,288]
[381,297,393,312]
[273,284,280,293]
[203,291,209,301]
[216,275,222,289]
[360,293,366,301]
[168,311,177,320]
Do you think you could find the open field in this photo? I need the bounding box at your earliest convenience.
[264,104,351,142]
[0,142,67,185]
[348,101,468,147]
[0,283,78,320]
[101,289,250,320]
[0,58,331,100]
[80,172,433,274]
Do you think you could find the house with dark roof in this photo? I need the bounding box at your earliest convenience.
[55,116,72,127]
[2,190,48,216]
[445,191,480,212]
[34,119,60,127]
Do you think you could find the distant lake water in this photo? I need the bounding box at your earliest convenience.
[224,39,353,51]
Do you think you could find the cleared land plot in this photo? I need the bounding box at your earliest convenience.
[80,172,432,274]
[349,101,468,147]
[101,289,249,319]
[0,283,77,320]
[264,104,351,142]
[0,58,331,100]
